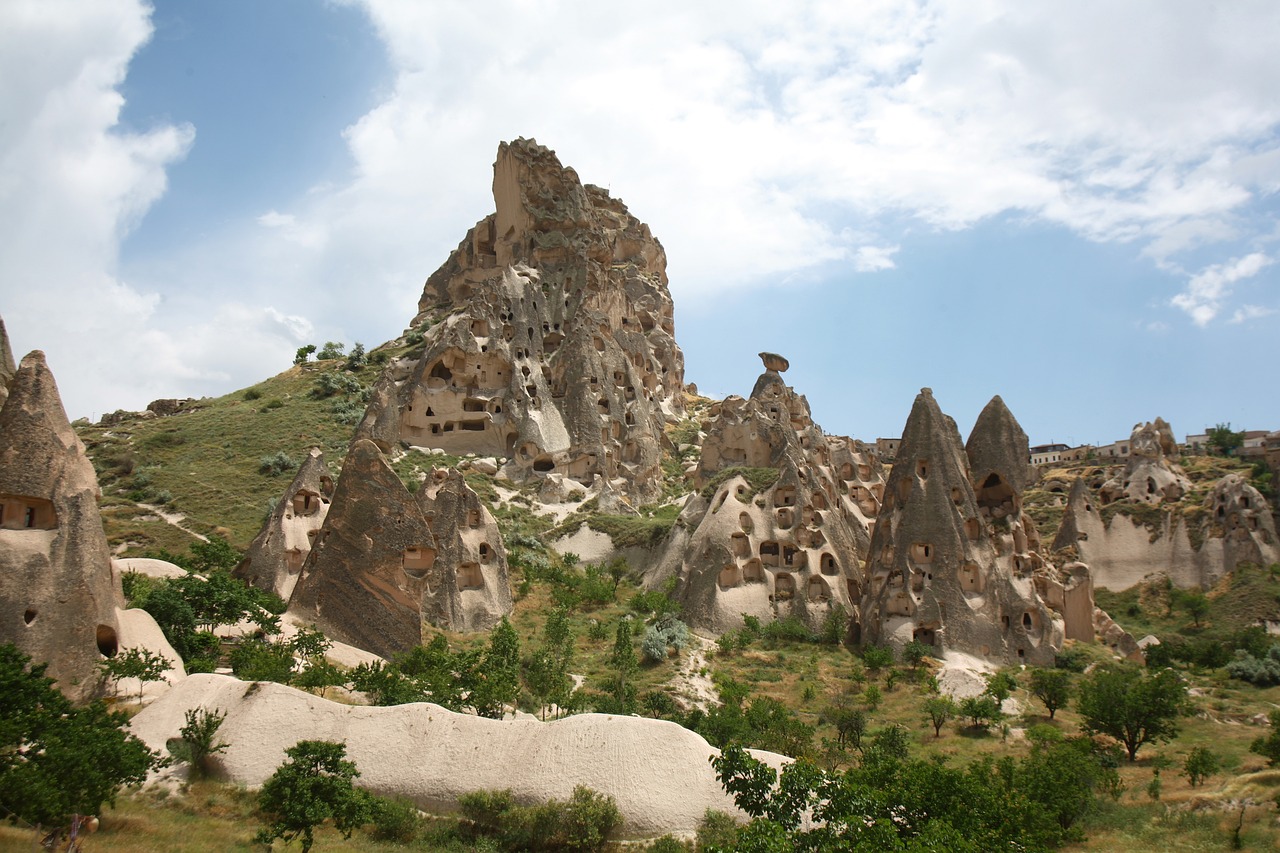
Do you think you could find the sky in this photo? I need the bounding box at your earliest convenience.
[1,0,1277,448]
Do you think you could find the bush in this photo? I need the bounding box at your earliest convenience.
[167,707,228,778]
[256,740,372,852]
[259,451,297,477]
[1183,745,1219,787]
[459,786,620,851]
[242,387,263,401]
[316,341,345,360]
[641,615,690,662]
[345,342,367,371]
[1227,645,1280,685]
[365,795,425,843]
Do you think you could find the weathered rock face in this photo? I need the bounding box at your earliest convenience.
[859,390,1064,666]
[654,356,882,635]
[1051,471,1279,591]
[289,440,434,658]
[0,351,121,700]
[356,138,684,506]
[288,440,514,657]
[0,316,15,407]
[415,468,512,633]
[234,448,335,601]
[1099,419,1190,504]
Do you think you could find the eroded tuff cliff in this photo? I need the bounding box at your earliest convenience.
[356,139,684,506]
[0,351,121,700]
[650,354,884,636]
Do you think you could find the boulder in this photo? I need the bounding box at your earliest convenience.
[0,351,121,700]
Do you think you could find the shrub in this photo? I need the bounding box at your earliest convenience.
[459,786,620,851]
[256,740,372,852]
[365,795,425,843]
[294,344,316,365]
[316,341,345,360]
[1183,746,1219,787]
[259,451,297,477]
[345,342,367,371]
[242,387,263,401]
[168,707,228,778]
[1227,645,1280,685]
[641,614,690,662]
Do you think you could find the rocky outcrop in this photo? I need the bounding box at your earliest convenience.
[652,354,882,635]
[288,440,514,657]
[355,139,684,506]
[1098,419,1190,504]
[859,390,1064,666]
[288,440,434,658]
[415,468,512,633]
[131,674,790,840]
[1051,471,1279,591]
[0,351,121,700]
[0,316,15,406]
[234,448,335,600]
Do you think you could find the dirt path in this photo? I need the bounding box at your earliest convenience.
[669,633,719,712]
[137,502,208,543]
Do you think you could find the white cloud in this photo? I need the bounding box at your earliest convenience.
[1230,304,1276,324]
[1171,253,1273,326]
[854,245,900,273]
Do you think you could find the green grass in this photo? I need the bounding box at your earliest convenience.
[77,363,366,550]
[698,466,780,499]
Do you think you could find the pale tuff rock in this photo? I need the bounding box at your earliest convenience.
[234,447,335,600]
[130,674,790,840]
[1099,419,1190,504]
[654,356,882,635]
[355,138,684,505]
[0,351,121,700]
[859,390,1064,666]
[289,439,435,658]
[289,440,512,655]
[1052,470,1279,592]
[415,467,513,633]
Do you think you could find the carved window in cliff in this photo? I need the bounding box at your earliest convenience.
[965,518,982,541]
[479,543,493,563]
[731,532,751,558]
[807,575,830,601]
[960,562,983,593]
[913,624,937,645]
[887,590,913,617]
[774,572,795,599]
[839,463,854,480]
[811,491,828,511]
[759,541,780,567]
[783,545,801,567]
[909,543,933,564]
[739,512,753,533]
[463,398,486,413]
[897,477,912,503]
[916,459,928,480]
[774,486,796,507]
[403,547,435,577]
[0,496,57,530]
[457,563,484,590]
[718,565,742,589]
[975,473,1015,514]
[467,509,483,528]
[776,507,794,530]
[820,553,838,575]
[471,319,490,337]
[743,559,764,582]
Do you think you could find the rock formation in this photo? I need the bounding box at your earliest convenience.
[355,138,684,506]
[1051,470,1279,591]
[858,390,1064,665]
[651,354,883,635]
[0,316,15,407]
[234,448,335,600]
[289,440,435,658]
[131,674,790,840]
[288,439,512,657]
[1098,419,1190,504]
[0,351,121,700]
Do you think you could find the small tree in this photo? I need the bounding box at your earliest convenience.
[608,619,639,711]
[169,707,228,778]
[344,342,367,371]
[861,644,894,674]
[1207,423,1244,457]
[294,344,316,365]
[1179,591,1210,628]
[256,740,372,853]
[1028,668,1072,720]
[901,639,930,671]
[1183,746,1219,787]
[1250,709,1280,766]
[923,696,956,737]
[1077,664,1188,761]
[472,618,520,719]
[984,670,1019,705]
[316,341,345,360]
[958,695,1002,731]
[99,647,170,703]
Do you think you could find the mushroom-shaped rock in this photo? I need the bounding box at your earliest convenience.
[758,351,789,373]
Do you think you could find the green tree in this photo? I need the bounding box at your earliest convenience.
[1028,668,1072,720]
[344,342,367,371]
[1077,664,1188,761]
[0,645,158,843]
[294,344,317,365]
[1250,709,1280,766]
[472,618,521,719]
[984,670,1018,704]
[901,639,930,670]
[860,644,894,674]
[99,646,170,703]
[923,696,956,737]
[256,740,371,852]
[1182,746,1219,787]
[608,619,638,710]
[169,707,228,778]
[316,341,345,360]
[1207,422,1244,456]
[958,695,1002,731]
[1177,590,1210,628]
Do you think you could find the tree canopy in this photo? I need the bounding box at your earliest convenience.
[1076,664,1188,761]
